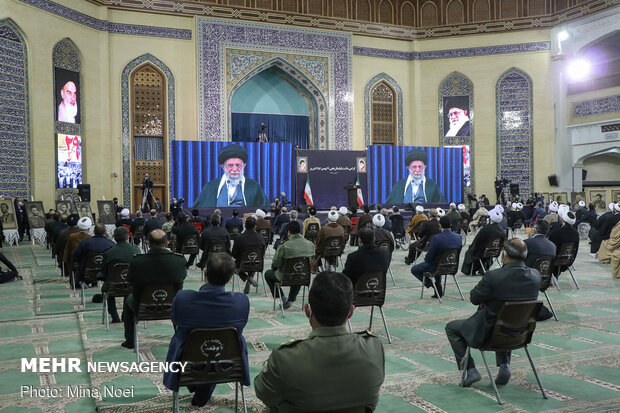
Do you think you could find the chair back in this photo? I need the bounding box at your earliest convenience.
[181,234,200,255]
[375,239,393,254]
[136,283,179,321]
[451,218,462,234]
[322,236,343,258]
[132,226,144,241]
[228,225,243,240]
[511,218,523,230]
[481,237,504,259]
[350,217,359,229]
[390,215,405,237]
[280,256,312,287]
[178,327,245,388]
[106,262,132,297]
[480,300,543,352]
[460,219,469,233]
[305,223,319,243]
[168,232,177,252]
[206,239,230,255]
[257,228,270,245]
[532,256,554,292]
[432,248,460,277]
[478,215,489,226]
[555,242,577,267]
[362,221,373,230]
[238,245,264,273]
[122,223,132,237]
[191,221,203,234]
[83,252,105,284]
[352,272,386,308]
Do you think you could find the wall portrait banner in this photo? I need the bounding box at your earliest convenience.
[57,134,82,189]
[443,96,471,138]
[24,201,46,229]
[76,202,92,219]
[571,191,586,206]
[0,198,17,230]
[56,200,76,216]
[54,67,80,124]
[97,200,117,225]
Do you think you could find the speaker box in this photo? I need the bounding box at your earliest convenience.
[510,184,520,196]
[77,184,91,202]
[582,169,588,181]
[548,175,558,187]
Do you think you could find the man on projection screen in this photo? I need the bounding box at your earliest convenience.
[386,148,446,204]
[194,144,269,208]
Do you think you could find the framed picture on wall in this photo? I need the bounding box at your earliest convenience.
[571,192,586,206]
[443,96,471,137]
[552,192,568,205]
[76,202,92,219]
[97,200,117,225]
[24,201,46,229]
[54,67,80,124]
[296,156,308,173]
[589,190,607,212]
[612,190,620,204]
[356,157,367,173]
[55,200,76,217]
[0,198,17,230]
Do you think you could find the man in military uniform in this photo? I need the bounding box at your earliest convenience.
[98,227,141,323]
[254,271,385,412]
[264,220,315,309]
[121,229,186,349]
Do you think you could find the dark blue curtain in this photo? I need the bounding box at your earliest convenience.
[231,112,310,149]
[368,145,463,204]
[170,141,293,207]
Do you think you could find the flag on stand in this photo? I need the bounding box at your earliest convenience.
[303,176,314,205]
[356,176,364,206]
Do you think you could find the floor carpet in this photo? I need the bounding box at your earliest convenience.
[0,233,618,412]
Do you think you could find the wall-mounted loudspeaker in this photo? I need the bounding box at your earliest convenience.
[548,175,558,187]
[77,184,91,202]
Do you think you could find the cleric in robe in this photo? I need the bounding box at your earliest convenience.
[386,148,446,204]
[193,144,269,208]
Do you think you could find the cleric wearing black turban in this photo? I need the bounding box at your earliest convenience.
[386,148,446,204]
[193,144,269,208]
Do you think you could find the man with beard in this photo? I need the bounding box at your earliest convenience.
[193,145,269,207]
[58,81,78,123]
[386,149,445,204]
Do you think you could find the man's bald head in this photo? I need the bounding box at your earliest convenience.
[147,229,167,249]
[503,238,527,262]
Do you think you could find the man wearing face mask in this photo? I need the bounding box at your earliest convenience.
[14,198,29,242]
[386,149,446,204]
[193,145,269,208]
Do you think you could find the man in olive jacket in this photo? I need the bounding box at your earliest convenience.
[121,229,187,349]
[255,271,385,412]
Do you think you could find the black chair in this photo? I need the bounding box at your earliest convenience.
[554,242,579,289]
[460,219,470,246]
[474,215,489,233]
[234,245,266,295]
[273,256,312,317]
[172,327,247,413]
[168,233,177,253]
[321,236,343,270]
[307,407,372,413]
[421,248,463,303]
[461,300,547,405]
[375,239,396,286]
[390,216,406,249]
[532,256,558,321]
[347,272,391,344]
[228,225,243,241]
[101,262,131,331]
[205,239,230,255]
[257,228,271,257]
[80,252,105,308]
[304,223,319,243]
[180,234,200,255]
[471,237,504,276]
[131,225,144,245]
[134,283,179,362]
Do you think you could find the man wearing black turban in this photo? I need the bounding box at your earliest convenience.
[193,144,269,208]
[386,148,446,204]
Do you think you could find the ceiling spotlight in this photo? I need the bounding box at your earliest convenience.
[567,59,591,81]
[557,31,570,42]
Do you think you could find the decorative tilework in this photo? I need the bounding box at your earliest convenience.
[292,58,327,88]
[52,39,81,72]
[229,53,264,80]
[496,68,534,196]
[17,0,192,39]
[353,42,551,61]
[121,54,175,208]
[439,72,474,191]
[0,19,30,198]
[197,18,352,150]
[363,73,403,147]
[573,95,620,118]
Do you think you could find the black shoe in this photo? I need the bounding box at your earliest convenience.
[243,282,251,294]
[282,300,293,310]
[120,341,134,349]
[404,257,412,265]
[191,394,208,407]
[92,294,103,303]
[110,317,121,323]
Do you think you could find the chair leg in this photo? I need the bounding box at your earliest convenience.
[379,307,392,344]
[347,319,352,333]
[240,383,247,413]
[524,345,548,399]
[388,267,396,286]
[235,382,238,413]
[134,321,140,362]
[261,272,267,297]
[567,267,580,289]
[429,277,442,304]
[479,259,486,274]
[172,390,179,413]
[103,297,110,331]
[81,282,86,308]
[453,274,465,301]
[274,283,285,317]
[420,279,425,299]
[551,271,561,291]
[302,286,306,309]
[368,306,375,331]
[480,350,503,405]
[543,291,558,321]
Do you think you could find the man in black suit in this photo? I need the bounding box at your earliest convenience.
[271,206,289,236]
[232,216,265,294]
[143,209,162,237]
[224,209,243,232]
[172,214,199,269]
[523,220,556,267]
[588,203,620,254]
[404,209,441,265]
[548,210,580,276]
[445,238,541,387]
[461,208,506,275]
[197,214,231,268]
[121,229,186,349]
[342,228,389,286]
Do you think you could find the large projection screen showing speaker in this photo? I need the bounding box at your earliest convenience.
[368,145,464,205]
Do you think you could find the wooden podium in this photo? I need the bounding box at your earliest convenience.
[344,184,361,209]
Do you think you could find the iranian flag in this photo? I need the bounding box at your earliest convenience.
[356,176,364,206]
[303,176,314,205]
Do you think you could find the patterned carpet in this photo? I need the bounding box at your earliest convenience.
[0,233,619,413]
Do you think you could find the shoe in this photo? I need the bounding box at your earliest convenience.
[431,285,443,299]
[120,341,134,349]
[111,318,121,324]
[404,257,412,265]
[589,253,596,259]
[190,394,208,408]
[282,300,293,310]
[461,367,481,387]
[243,282,251,294]
[495,363,511,385]
[247,276,258,287]
[92,294,103,303]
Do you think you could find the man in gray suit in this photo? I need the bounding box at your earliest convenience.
[445,238,541,387]
[523,220,556,267]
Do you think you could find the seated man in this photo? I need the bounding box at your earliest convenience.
[274,210,301,249]
[121,229,187,349]
[405,208,441,265]
[161,213,175,237]
[197,214,231,268]
[445,238,541,387]
[523,220,556,267]
[0,251,22,283]
[163,253,250,408]
[98,227,141,323]
[313,211,345,270]
[461,208,506,275]
[172,214,199,269]
[231,216,265,294]
[73,223,115,285]
[264,220,315,309]
[142,209,162,238]
[468,203,489,233]
[589,203,620,254]
[336,206,352,245]
[302,206,321,239]
[130,211,146,244]
[372,214,395,262]
[405,205,428,236]
[64,217,92,285]
[411,216,462,298]
[342,228,389,286]
[116,208,132,228]
[225,209,243,232]
[254,271,385,412]
[548,210,580,275]
[458,203,471,229]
